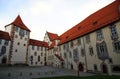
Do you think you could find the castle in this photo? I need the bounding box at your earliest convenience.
[0,0,120,75]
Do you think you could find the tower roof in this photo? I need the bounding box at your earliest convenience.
[11,15,31,32]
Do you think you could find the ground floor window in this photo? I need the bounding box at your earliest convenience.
[112,65,120,73]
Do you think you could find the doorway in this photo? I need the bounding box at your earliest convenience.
[78,62,84,71]
[2,57,7,64]
[102,64,108,73]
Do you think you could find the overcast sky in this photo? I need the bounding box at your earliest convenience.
[0,0,114,40]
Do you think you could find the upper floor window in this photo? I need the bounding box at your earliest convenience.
[110,25,118,40]
[86,35,90,43]
[30,56,33,61]
[38,56,40,61]
[89,46,94,56]
[4,40,9,45]
[113,41,120,53]
[26,31,28,35]
[14,26,18,32]
[34,52,37,56]
[0,39,2,44]
[41,47,43,51]
[96,42,109,60]
[32,46,34,50]
[63,44,66,50]
[73,48,79,63]
[19,29,25,37]
[96,30,103,40]
[70,41,73,48]
[66,43,69,51]
[64,52,67,58]
[77,38,81,46]
[41,52,43,56]
[37,46,39,50]
[81,48,85,57]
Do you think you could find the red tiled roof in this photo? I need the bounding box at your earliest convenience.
[0,30,11,40]
[47,32,60,41]
[29,39,48,47]
[11,15,31,32]
[55,54,64,61]
[59,0,120,45]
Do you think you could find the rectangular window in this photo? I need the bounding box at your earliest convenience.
[41,47,43,51]
[77,38,81,46]
[110,25,118,40]
[4,40,9,45]
[73,48,79,63]
[113,41,120,53]
[38,56,40,61]
[19,29,25,37]
[96,42,109,60]
[70,41,73,47]
[66,43,69,51]
[81,48,85,57]
[37,46,39,50]
[14,26,18,32]
[63,44,66,50]
[96,30,103,40]
[86,35,90,43]
[89,47,94,56]
[64,52,67,58]
[32,46,34,50]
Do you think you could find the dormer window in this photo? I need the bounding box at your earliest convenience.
[66,36,69,39]
[78,26,81,30]
[93,21,98,26]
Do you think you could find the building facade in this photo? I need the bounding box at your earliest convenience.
[0,0,120,75]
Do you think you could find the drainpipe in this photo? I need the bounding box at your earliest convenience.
[82,37,88,72]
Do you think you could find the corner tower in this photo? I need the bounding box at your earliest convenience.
[5,15,31,64]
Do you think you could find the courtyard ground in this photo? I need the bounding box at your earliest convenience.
[0,66,97,79]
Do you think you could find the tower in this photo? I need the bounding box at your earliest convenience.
[5,15,31,64]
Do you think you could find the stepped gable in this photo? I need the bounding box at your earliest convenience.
[0,30,11,40]
[47,32,60,41]
[29,39,48,47]
[11,15,31,32]
[59,0,120,45]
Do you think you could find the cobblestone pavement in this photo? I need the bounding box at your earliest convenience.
[0,66,95,79]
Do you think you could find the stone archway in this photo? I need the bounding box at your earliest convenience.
[101,63,108,73]
[2,57,7,64]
